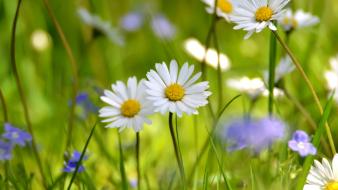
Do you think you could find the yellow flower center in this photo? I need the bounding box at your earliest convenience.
[255,6,273,22]
[283,18,298,28]
[217,0,233,13]
[326,181,338,190]
[120,99,141,118]
[165,83,185,101]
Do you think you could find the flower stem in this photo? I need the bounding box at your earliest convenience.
[212,24,224,112]
[268,31,277,115]
[136,132,141,190]
[0,89,8,122]
[10,0,47,187]
[273,31,336,155]
[168,112,186,188]
[41,0,79,151]
[67,122,97,190]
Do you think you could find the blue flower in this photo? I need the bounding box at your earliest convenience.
[288,130,316,157]
[2,123,32,147]
[63,151,88,173]
[151,15,176,40]
[70,92,98,119]
[223,116,286,153]
[120,12,144,32]
[0,140,13,160]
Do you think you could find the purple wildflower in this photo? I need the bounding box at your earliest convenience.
[0,140,13,160]
[120,12,144,32]
[288,130,316,157]
[70,92,98,119]
[223,116,286,153]
[151,15,176,40]
[2,123,32,147]
[63,151,88,173]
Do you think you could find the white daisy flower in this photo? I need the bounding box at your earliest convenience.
[99,77,153,132]
[77,8,125,46]
[230,0,290,39]
[262,88,284,98]
[304,154,338,190]
[263,55,295,83]
[324,55,338,103]
[144,60,211,117]
[202,0,236,21]
[183,38,231,71]
[278,9,319,32]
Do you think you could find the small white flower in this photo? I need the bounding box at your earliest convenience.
[230,0,290,39]
[324,55,338,103]
[99,77,153,132]
[227,77,265,99]
[145,60,211,117]
[77,8,124,46]
[183,38,231,71]
[304,154,338,190]
[151,15,176,40]
[227,77,284,99]
[278,9,319,32]
[201,0,236,21]
[263,56,295,83]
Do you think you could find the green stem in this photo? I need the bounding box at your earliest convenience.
[168,112,186,188]
[67,122,97,190]
[118,132,129,190]
[10,0,47,187]
[41,0,79,150]
[0,89,8,122]
[212,23,224,112]
[273,31,336,155]
[136,132,141,190]
[268,31,277,115]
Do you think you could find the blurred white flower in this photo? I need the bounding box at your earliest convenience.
[227,77,265,99]
[201,0,236,21]
[77,8,124,46]
[325,55,338,102]
[228,77,284,99]
[120,12,144,32]
[31,30,51,51]
[278,9,319,32]
[99,77,153,132]
[183,38,231,71]
[230,0,289,39]
[262,88,284,98]
[263,56,295,83]
[151,15,176,40]
[145,60,211,117]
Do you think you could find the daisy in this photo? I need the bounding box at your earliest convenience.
[304,154,338,190]
[99,77,153,132]
[324,55,338,103]
[183,38,231,71]
[278,9,319,32]
[202,0,236,21]
[144,60,211,117]
[230,0,290,39]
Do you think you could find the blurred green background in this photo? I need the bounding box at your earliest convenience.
[1,0,338,189]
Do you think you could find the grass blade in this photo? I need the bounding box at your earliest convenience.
[67,121,97,190]
[295,92,335,190]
